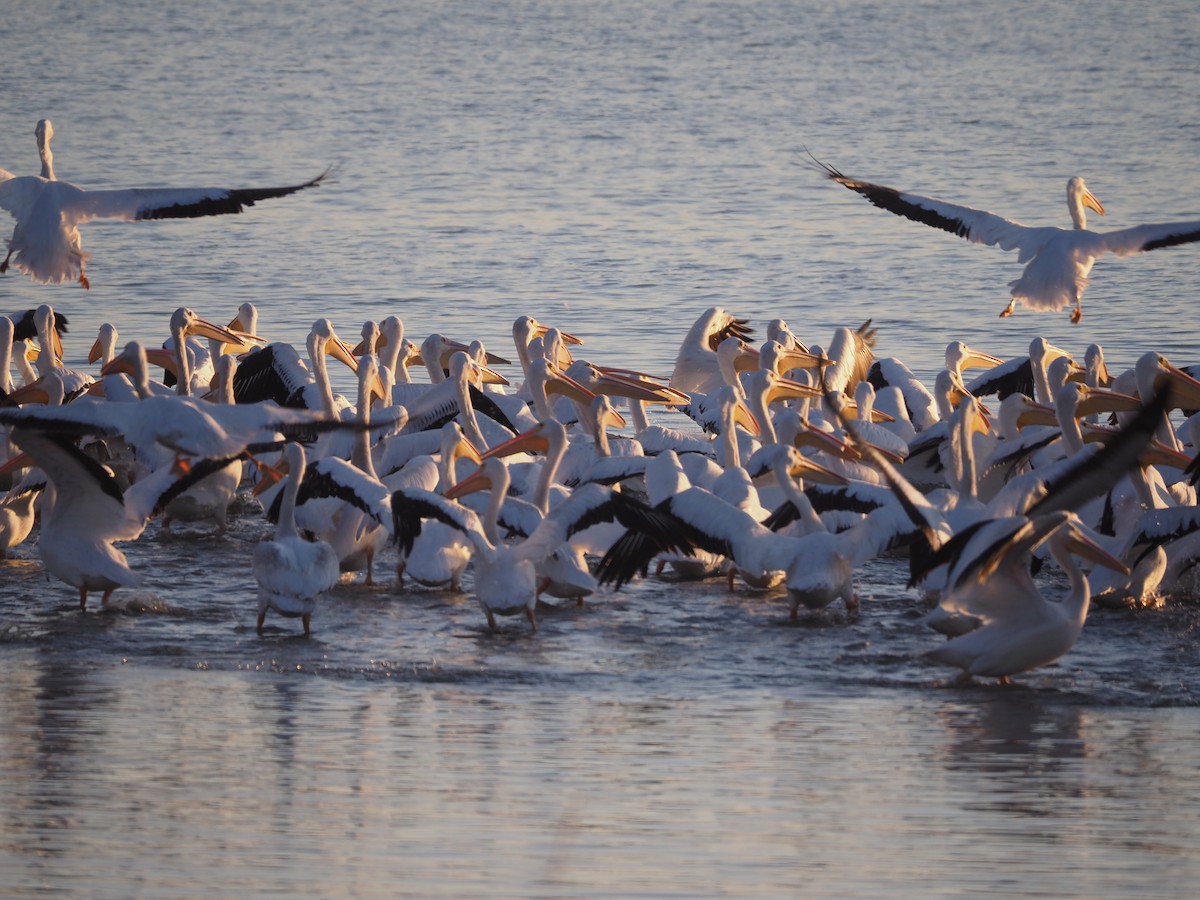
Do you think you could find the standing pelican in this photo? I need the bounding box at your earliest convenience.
[253,442,340,636]
[813,155,1200,322]
[0,119,329,288]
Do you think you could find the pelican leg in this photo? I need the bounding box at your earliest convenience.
[78,265,90,290]
[1070,296,1083,324]
[485,609,497,630]
[655,559,666,576]
[846,594,861,617]
[0,248,11,273]
[726,568,737,591]
[302,613,311,636]
[535,576,551,600]
[999,298,1017,318]
[526,607,538,632]
[256,609,267,635]
[79,587,88,611]
[997,675,1012,686]
[101,589,114,607]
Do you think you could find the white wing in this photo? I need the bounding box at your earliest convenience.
[817,161,1056,259]
[1090,220,1200,258]
[69,169,330,224]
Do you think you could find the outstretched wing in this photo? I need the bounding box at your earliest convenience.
[516,483,693,564]
[72,168,331,223]
[811,154,1052,256]
[1094,220,1200,257]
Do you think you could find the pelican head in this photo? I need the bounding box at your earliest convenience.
[35,118,53,147]
[310,318,359,373]
[35,119,54,180]
[1067,176,1105,229]
[172,307,247,347]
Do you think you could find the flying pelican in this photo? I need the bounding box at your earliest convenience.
[253,442,340,636]
[813,155,1200,323]
[0,119,330,288]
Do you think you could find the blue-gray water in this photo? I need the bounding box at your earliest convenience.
[3,1,1200,895]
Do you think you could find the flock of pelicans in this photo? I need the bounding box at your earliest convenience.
[1,300,1200,688]
[5,120,1200,685]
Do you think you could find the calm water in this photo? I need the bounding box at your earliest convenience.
[3,0,1200,894]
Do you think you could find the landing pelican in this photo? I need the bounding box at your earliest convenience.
[924,512,1127,682]
[0,119,329,288]
[814,155,1200,323]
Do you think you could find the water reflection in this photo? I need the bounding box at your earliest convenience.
[939,693,1087,778]
[0,648,118,893]
[1,663,1200,896]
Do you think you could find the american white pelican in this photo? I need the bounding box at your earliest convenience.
[18,305,89,398]
[149,307,247,397]
[765,318,810,353]
[1103,506,1200,604]
[10,305,68,345]
[232,318,361,415]
[814,155,1200,323]
[271,355,393,583]
[670,307,755,395]
[88,322,120,368]
[394,422,481,590]
[253,442,340,636]
[867,357,939,433]
[158,355,244,533]
[897,369,982,491]
[639,450,726,580]
[817,321,878,398]
[394,479,690,631]
[10,306,68,378]
[0,119,329,288]
[400,351,511,450]
[923,511,1127,681]
[0,315,14,399]
[511,315,583,379]
[597,482,904,618]
[0,377,371,464]
[0,470,43,557]
[6,424,194,609]
[446,455,597,605]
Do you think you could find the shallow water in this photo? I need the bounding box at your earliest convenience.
[4,0,1200,895]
